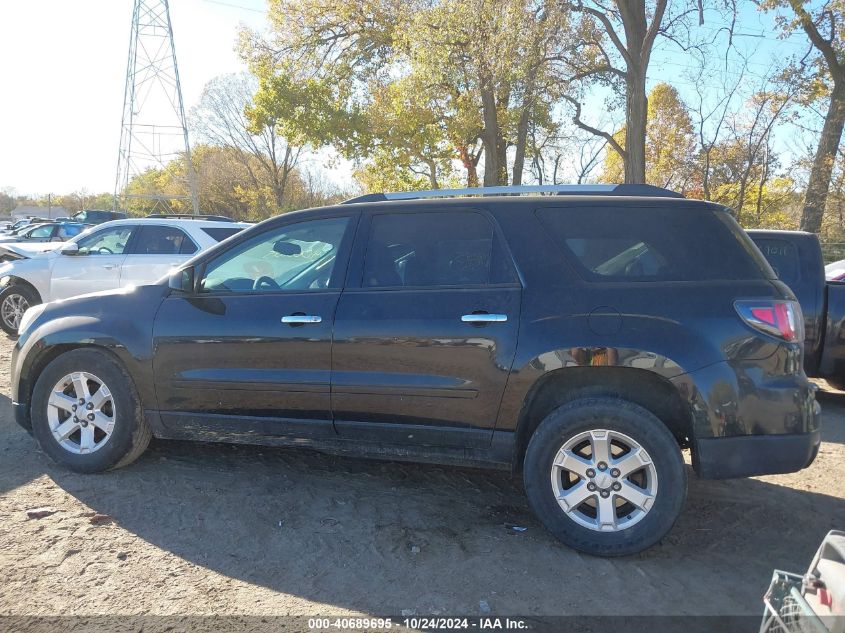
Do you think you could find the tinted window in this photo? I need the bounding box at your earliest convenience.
[201,227,244,242]
[537,207,770,282]
[133,225,196,255]
[77,225,134,255]
[27,225,54,238]
[201,217,350,293]
[56,224,85,239]
[363,211,513,288]
[752,238,800,286]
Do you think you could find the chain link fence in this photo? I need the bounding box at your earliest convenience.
[819,242,845,265]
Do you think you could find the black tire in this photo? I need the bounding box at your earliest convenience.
[0,284,40,336]
[523,397,686,557]
[30,348,151,473]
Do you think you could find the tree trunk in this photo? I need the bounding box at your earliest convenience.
[801,82,845,233]
[512,104,531,185]
[458,145,479,187]
[480,84,501,186]
[624,67,647,184]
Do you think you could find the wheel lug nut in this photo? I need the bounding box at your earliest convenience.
[586,468,596,478]
[597,462,608,472]
[587,482,597,491]
[86,403,94,410]
[612,482,622,491]
[610,468,620,478]
[600,489,610,498]
[87,414,95,421]
[72,405,77,412]
[78,398,85,405]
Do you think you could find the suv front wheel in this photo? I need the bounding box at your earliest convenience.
[30,349,151,472]
[523,398,686,556]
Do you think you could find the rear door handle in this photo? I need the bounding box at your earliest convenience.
[461,313,507,323]
[281,315,322,324]
[102,263,118,270]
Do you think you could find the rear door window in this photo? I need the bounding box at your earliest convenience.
[132,225,197,255]
[537,206,770,282]
[362,211,516,288]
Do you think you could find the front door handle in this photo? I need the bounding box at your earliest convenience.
[102,263,118,270]
[461,313,508,323]
[282,315,322,324]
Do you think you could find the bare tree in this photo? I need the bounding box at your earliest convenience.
[191,73,303,212]
[565,0,671,183]
[783,0,845,233]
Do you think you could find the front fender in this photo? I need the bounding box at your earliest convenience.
[11,285,165,422]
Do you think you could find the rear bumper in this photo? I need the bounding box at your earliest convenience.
[694,400,821,479]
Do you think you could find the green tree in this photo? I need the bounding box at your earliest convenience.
[240,0,574,189]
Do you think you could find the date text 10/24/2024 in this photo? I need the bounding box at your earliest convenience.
[307,617,530,630]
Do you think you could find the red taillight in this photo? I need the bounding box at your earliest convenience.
[735,300,801,342]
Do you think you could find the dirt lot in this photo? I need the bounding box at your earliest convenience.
[0,334,843,621]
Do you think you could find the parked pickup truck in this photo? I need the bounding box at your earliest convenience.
[748,230,845,388]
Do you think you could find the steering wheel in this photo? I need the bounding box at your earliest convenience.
[97,247,114,255]
[253,275,280,291]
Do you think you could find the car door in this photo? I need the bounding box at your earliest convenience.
[331,208,522,448]
[119,224,198,288]
[49,224,134,300]
[151,213,357,439]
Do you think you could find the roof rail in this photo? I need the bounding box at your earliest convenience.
[342,183,683,204]
[146,213,235,223]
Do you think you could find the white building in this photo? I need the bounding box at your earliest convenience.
[11,205,70,221]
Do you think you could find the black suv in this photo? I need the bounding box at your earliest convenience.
[72,210,127,225]
[10,184,821,556]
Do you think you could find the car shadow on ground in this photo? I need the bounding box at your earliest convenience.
[2,392,844,616]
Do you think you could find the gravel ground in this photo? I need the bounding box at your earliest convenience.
[0,334,843,621]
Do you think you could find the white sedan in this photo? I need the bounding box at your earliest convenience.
[0,217,247,334]
[826,258,845,281]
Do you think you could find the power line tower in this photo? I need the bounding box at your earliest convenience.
[114,0,199,215]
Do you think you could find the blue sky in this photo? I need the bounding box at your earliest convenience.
[0,0,819,196]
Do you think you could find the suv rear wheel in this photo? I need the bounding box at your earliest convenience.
[0,284,39,336]
[30,349,151,472]
[523,397,686,556]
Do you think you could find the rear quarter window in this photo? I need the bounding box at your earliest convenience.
[202,227,244,242]
[537,206,772,282]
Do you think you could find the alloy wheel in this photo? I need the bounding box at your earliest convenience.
[550,429,658,532]
[47,372,116,454]
[1,292,29,330]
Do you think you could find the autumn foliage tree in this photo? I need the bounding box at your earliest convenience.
[601,83,697,190]
[240,0,577,188]
[760,0,845,233]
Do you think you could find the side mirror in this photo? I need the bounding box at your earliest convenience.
[60,243,80,255]
[168,266,195,294]
[273,240,301,256]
